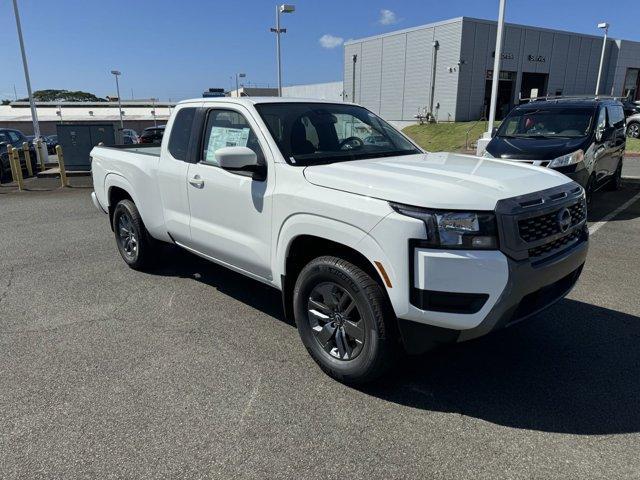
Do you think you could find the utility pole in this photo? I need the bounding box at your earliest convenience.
[11,0,41,140]
[487,0,506,136]
[351,54,357,102]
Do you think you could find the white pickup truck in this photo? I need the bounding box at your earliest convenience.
[91,98,589,383]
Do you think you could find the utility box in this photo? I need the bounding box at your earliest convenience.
[56,123,116,171]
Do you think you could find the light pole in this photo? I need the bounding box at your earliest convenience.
[151,98,158,127]
[487,0,507,137]
[270,4,295,96]
[596,22,609,96]
[11,0,42,141]
[235,73,246,97]
[110,70,124,130]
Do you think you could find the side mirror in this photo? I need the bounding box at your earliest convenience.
[595,126,604,142]
[215,146,265,180]
[491,127,498,138]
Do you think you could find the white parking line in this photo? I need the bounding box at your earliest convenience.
[589,190,640,235]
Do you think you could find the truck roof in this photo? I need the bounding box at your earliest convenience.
[177,97,350,107]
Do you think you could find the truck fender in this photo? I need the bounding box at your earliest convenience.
[104,173,139,209]
[274,214,397,304]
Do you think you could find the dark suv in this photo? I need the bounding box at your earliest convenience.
[0,129,38,184]
[139,125,166,144]
[485,98,626,202]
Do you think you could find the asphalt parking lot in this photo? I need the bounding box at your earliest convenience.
[1,176,640,479]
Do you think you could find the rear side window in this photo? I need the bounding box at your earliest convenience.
[168,108,196,161]
[607,105,625,128]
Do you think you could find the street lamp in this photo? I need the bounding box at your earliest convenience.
[151,98,158,127]
[236,73,246,97]
[270,4,295,96]
[487,0,507,137]
[11,0,46,162]
[595,22,610,96]
[110,70,124,130]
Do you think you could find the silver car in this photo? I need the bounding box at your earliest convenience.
[627,113,640,138]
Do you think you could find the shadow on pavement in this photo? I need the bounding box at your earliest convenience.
[151,246,640,435]
[359,298,640,435]
[150,245,288,324]
[588,183,640,223]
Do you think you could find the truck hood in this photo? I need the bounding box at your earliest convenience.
[303,152,572,211]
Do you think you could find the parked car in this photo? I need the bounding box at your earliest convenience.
[0,129,38,183]
[139,125,165,144]
[90,98,588,383]
[484,97,625,202]
[45,135,58,154]
[621,97,640,118]
[626,113,640,139]
[122,134,137,145]
[121,129,139,144]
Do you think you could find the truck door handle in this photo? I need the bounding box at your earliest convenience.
[189,175,204,188]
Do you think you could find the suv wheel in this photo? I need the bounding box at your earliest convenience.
[112,199,157,270]
[293,255,397,384]
[607,162,623,191]
[627,122,640,139]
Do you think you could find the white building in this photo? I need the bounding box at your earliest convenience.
[0,100,175,135]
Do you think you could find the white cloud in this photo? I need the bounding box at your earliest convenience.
[319,34,344,49]
[378,9,399,25]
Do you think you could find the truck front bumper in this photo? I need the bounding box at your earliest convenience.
[396,226,588,354]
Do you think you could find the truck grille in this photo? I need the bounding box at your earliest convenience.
[518,200,586,243]
[528,229,582,259]
[495,184,587,263]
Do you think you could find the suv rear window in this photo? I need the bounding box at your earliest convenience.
[168,108,196,160]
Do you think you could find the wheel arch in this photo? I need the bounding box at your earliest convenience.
[275,215,395,322]
[105,174,137,229]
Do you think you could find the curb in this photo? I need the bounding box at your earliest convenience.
[622,176,640,185]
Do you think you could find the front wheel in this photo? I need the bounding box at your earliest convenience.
[627,122,640,139]
[112,199,157,270]
[293,256,397,384]
[606,161,623,191]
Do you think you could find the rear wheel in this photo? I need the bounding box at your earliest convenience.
[293,255,397,384]
[606,161,623,191]
[112,199,157,270]
[627,122,640,139]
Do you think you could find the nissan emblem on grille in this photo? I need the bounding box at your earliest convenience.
[557,208,572,233]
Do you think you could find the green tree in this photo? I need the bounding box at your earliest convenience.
[18,89,107,102]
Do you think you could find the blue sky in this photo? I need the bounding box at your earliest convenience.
[1,0,638,101]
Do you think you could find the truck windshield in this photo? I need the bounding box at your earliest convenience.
[255,103,421,165]
[497,107,595,139]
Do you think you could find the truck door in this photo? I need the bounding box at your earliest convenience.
[157,106,199,244]
[186,106,274,280]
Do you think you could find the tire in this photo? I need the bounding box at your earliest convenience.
[293,255,397,384]
[585,174,596,205]
[112,199,157,270]
[627,122,640,139]
[606,161,623,191]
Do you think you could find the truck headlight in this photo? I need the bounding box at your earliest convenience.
[548,149,584,168]
[390,203,498,249]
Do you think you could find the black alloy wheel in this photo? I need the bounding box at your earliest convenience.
[307,282,365,360]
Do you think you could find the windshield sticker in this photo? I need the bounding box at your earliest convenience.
[206,127,250,161]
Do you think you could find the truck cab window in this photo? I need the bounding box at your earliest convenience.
[202,109,265,166]
[168,108,196,161]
